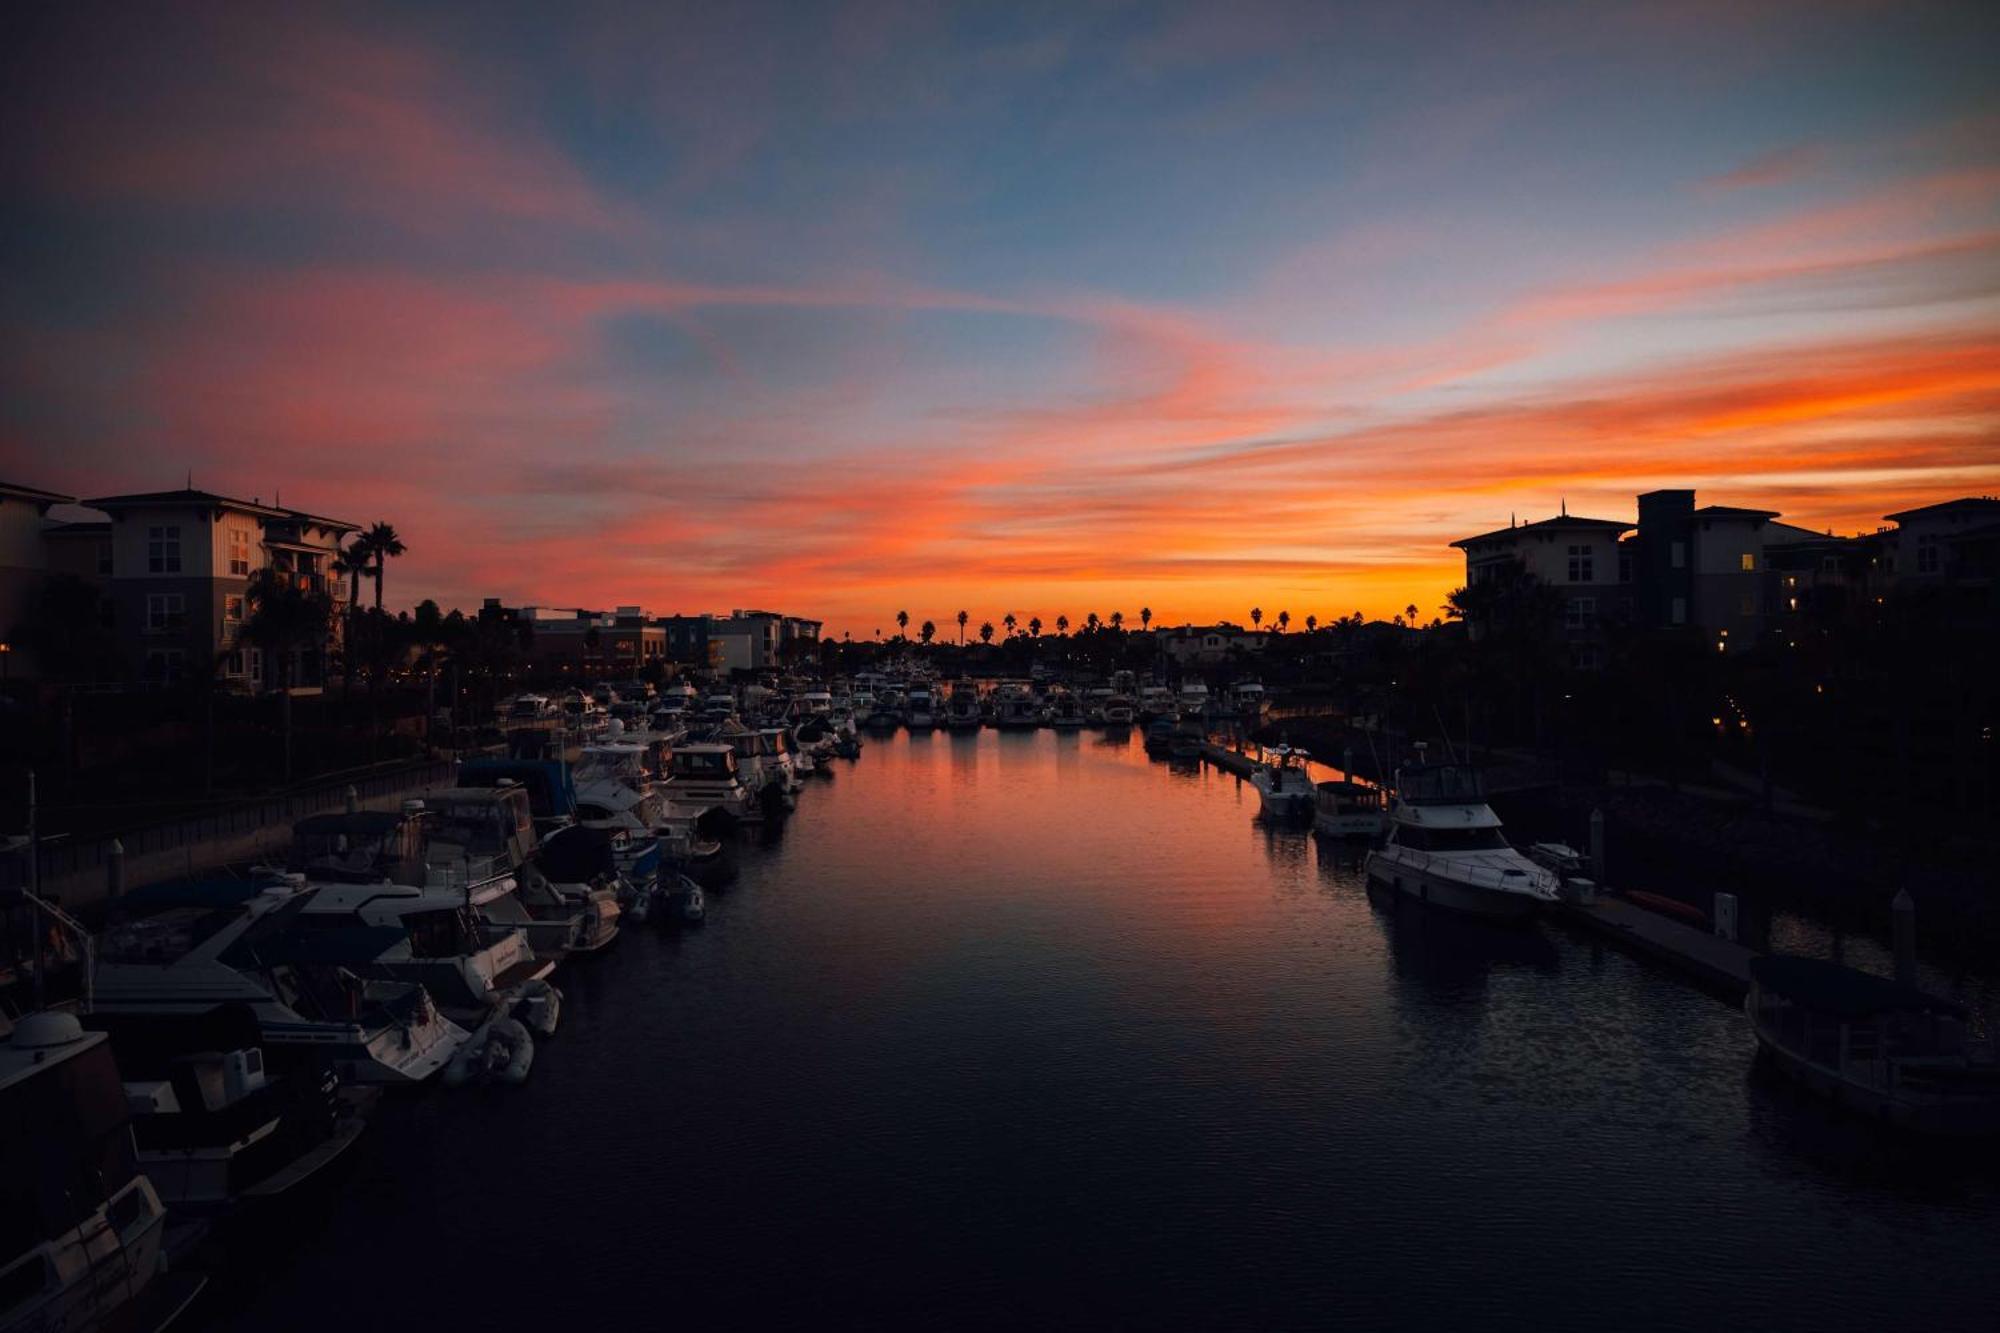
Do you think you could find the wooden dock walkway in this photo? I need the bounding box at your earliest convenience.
[1553,894,1757,1002]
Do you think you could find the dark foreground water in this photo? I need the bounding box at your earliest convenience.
[208,730,1999,1331]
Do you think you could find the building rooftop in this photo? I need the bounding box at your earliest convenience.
[1450,514,1633,549]
[0,481,77,507]
[1693,504,1781,520]
[82,487,357,532]
[1884,496,2000,524]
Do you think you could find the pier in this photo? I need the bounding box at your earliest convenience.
[1551,894,1756,1002]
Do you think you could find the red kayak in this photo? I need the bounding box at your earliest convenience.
[1624,890,1711,931]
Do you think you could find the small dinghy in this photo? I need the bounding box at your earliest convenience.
[510,979,562,1038]
[443,1017,535,1088]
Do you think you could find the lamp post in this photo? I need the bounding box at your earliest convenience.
[0,640,11,684]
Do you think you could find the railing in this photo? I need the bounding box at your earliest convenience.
[2,759,458,892]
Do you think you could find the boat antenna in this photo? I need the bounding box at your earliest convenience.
[1432,705,1461,764]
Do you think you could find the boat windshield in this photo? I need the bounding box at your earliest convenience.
[1393,825,1508,851]
[674,750,737,778]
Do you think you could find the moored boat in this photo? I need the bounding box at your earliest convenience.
[1363,757,1558,920]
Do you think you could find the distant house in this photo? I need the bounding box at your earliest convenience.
[1155,623,1267,664]
[1884,497,2000,586]
[1449,511,1633,667]
[81,487,357,688]
[0,480,79,679]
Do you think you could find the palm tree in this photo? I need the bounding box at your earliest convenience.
[1250,607,1262,630]
[919,619,936,645]
[1405,603,1419,625]
[1305,614,1318,634]
[1276,610,1290,634]
[980,621,994,644]
[896,609,909,640]
[1056,614,1069,636]
[1003,612,1017,638]
[1139,606,1152,632]
[1028,616,1042,638]
[236,568,332,782]
[360,522,405,611]
[957,609,968,644]
[1085,612,1100,633]
[1110,610,1124,632]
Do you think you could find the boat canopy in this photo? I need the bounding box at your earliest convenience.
[1749,956,1964,1019]
[459,759,577,819]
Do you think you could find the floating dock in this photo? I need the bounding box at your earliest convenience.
[1553,894,1757,1002]
[1200,741,1259,777]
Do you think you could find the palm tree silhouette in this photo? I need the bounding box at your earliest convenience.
[1085,612,1100,633]
[1305,614,1318,634]
[1056,615,1069,636]
[1139,606,1152,631]
[1110,611,1124,632]
[1250,607,1262,630]
[920,619,936,645]
[1028,616,1042,638]
[896,609,909,640]
[1003,612,1017,638]
[957,609,968,644]
[362,522,405,610]
[980,621,994,644]
[1276,610,1290,633]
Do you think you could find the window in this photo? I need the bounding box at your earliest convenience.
[1565,597,1596,631]
[147,525,182,573]
[223,594,245,625]
[223,651,246,677]
[1916,538,1939,575]
[1820,555,1839,574]
[143,649,184,683]
[1670,596,1687,625]
[1566,545,1594,583]
[227,527,253,576]
[145,593,185,633]
[1740,552,1756,572]
[1670,541,1686,569]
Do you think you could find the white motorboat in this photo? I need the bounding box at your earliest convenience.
[1102,695,1136,727]
[1176,679,1210,717]
[1249,745,1315,820]
[2,1013,201,1332]
[1363,757,1558,919]
[94,878,471,1085]
[1313,780,1386,839]
[1048,692,1087,729]
[945,687,983,731]
[661,741,759,823]
[1137,685,1176,723]
[905,686,939,730]
[573,731,669,889]
[993,686,1042,730]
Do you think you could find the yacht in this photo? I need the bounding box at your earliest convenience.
[1746,955,2000,1136]
[1083,687,1116,724]
[1102,695,1136,728]
[661,742,759,823]
[1313,780,1387,839]
[1137,685,1176,724]
[414,787,588,962]
[944,688,983,731]
[2,1013,202,1333]
[94,878,471,1085]
[572,733,669,889]
[905,686,939,731]
[993,686,1042,730]
[110,1025,364,1213]
[759,727,810,786]
[1176,680,1211,717]
[1363,756,1558,919]
[1249,746,1315,820]
[1048,693,1087,729]
[1227,681,1269,721]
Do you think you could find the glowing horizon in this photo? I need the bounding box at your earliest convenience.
[4,2,1996,639]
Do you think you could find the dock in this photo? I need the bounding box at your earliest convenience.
[1553,894,1756,1002]
[1200,741,1259,777]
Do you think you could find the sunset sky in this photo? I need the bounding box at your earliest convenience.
[3,1,1996,637]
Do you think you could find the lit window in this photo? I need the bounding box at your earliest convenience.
[1740,552,1756,572]
[228,527,253,576]
[224,594,246,624]
[147,525,182,573]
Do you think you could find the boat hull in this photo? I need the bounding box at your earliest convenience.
[1364,854,1544,921]
[1748,1018,2000,1136]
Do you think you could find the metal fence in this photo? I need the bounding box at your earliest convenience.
[2,759,457,891]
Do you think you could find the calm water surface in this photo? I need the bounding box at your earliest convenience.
[210,731,1998,1330]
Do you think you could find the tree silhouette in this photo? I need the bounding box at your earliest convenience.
[919,619,936,645]
[1003,612,1017,638]
[1276,610,1290,633]
[1305,614,1318,633]
[896,609,909,639]
[1139,606,1152,631]
[1250,607,1262,629]
[1085,612,1100,633]
[980,621,994,644]
[1110,610,1124,632]
[360,522,405,611]
[1028,616,1042,638]
[956,609,968,644]
[1056,615,1069,636]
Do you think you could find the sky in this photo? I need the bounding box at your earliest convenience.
[2,0,1997,637]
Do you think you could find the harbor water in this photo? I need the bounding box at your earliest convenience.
[209,730,1998,1330]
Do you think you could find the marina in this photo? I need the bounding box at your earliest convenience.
[11,713,1968,1331]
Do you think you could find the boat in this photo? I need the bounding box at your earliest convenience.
[648,873,707,927]
[1363,757,1559,920]
[1747,955,2000,1136]
[1137,685,1176,724]
[93,878,472,1085]
[572,731,669,889]
[905,686,938,731]
[413,787,587,963]
[105,1011,364,1212]
[441,1016,534,1089]
[1249,745,1315,820]
[1176,680,1210,718]
[526,826,625,953]
[1226,681,1268,721]
[1169,716,1205,759]
[1143,717,1176,756]
[1,1012,204,1332]
[661,742,760,824]
[1048,693,1087,729]
[1313,779,1386,840]
[945,687,983,732]
[1102,695,1136,728]
[993,686,1042,730]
